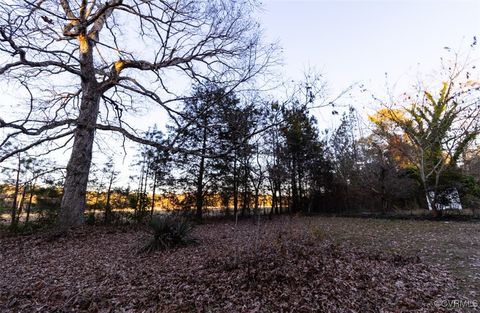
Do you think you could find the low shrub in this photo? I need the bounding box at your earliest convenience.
[141,215,196,253]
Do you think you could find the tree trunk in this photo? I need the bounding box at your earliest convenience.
[10,154,21,228]
[297,167,304,212]
[25,181,35,224]
[380,166,387,213]
[58,38,100,229]
[104,171,115,224]
[270,189,276,217]
[195,126,208,221]
[241,179,247,217]
[135,163,145,215]
[140,167,149,213]
[59,95,100,228]
[254,186,259,215]
[291,159,298,213]
[277,183,282,214]
[240,162,249,217]
[151,172,157,217]
[233,156,238,219]
[15,184,27,225]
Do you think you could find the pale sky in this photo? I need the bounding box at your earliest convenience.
[259,0,480,126]
[260,0,479,82]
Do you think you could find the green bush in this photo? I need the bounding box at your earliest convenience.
[85,212,96,225]
[141,215,196,253]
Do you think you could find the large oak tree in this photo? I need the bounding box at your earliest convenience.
[0,0,274,229]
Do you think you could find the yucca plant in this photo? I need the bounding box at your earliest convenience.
[141,215,196,253]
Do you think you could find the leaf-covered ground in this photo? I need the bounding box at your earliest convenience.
[308,217,480,300]
[0,217,469,312]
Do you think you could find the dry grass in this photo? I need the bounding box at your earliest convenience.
[307,216,480,299]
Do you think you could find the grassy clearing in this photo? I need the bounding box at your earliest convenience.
[307,216,480,299]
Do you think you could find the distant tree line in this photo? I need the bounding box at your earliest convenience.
[3,69,480,230]
[1,0,480,231]
[97,74,480,221]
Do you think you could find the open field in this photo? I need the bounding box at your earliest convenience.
[0,216,478,312]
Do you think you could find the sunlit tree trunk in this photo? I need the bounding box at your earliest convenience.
[25,181,35,224]
[10,154,21,228]
[15,184,27,225]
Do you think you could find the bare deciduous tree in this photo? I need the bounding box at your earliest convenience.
[0,0,275,228]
